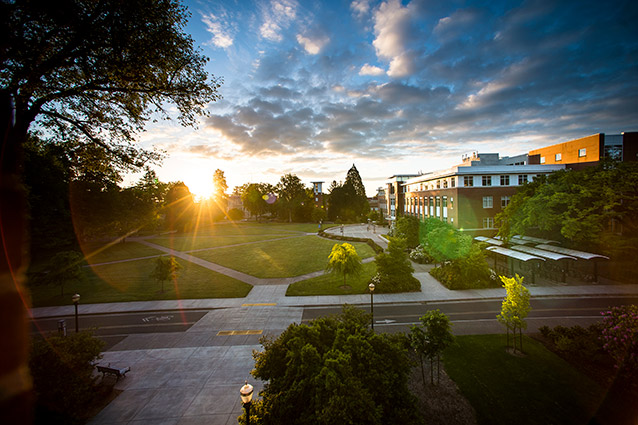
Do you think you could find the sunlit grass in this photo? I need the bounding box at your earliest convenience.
[444,334,603,425]
[29,257,252,307]
[286,262,377,295]
[148,234,292,251]
[80,241,164,264]
[190,236,375,278]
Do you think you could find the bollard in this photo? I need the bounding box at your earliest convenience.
[57,319,67,337]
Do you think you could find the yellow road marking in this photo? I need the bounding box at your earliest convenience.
[242,303,277,306]
[217,330,263,336]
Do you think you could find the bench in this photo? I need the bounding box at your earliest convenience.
[96,363,131,380]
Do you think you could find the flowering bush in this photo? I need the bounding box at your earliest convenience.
[409,244,435,264]
[600,305,638,372]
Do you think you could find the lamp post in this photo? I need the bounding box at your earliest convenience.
[369,283,375,330]
[240,380,254,425]
[71,293,80,333]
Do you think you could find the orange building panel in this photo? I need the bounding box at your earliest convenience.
[529,133,603,165]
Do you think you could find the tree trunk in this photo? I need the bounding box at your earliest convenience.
[419,353,426,387]
[430,357,434,385]
[0,92,34,422]
[437,354,440,384]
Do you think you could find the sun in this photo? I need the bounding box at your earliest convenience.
[183,171,215,201]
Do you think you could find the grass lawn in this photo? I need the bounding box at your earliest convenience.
[286,261,377,295]
[190,236,376,278]
[30,257,252,307]
[443,334,605,425]
[80,241,165,264]
[171,222,333,237]
[147,234,291,251]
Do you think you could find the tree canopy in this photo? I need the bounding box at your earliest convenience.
[496,161,638,256]
[251,305,423,424]
[276,173,308,222]
[2,0,222,168]
[325,243,363,288]
[497,274,531,353]
[327,164,370,222]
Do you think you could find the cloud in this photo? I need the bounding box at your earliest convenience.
[200,12,234,48]
[350,0,372,18]
[372,0,419,77]
[296,33,329,54]
[359,63,385,76]
[259,0,298,41]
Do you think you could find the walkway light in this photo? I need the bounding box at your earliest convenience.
[369,283,375,330]
[71,293,80,333]
[240,380,254,425]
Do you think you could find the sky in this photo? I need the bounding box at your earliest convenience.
[130,0,638,199]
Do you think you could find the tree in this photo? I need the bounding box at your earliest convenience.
[312,207,327,224]
[497,274,531,353]
[150,256,182,293]
[276,173,307,222]
[2,0,221,167]
[327,165,370,222]
[165,182,195,232]
[239,182,276,220]
[409,310,454,385]
[251,305,423,424]
[420,218,472,265]
[394,216,420,249]
[30,331,105,422]
[37,251,84,296]
[212,168,228,214]
[2,2,221,414]
[325,243,363,288]
[374,237,420,292]
[496,161,638,257]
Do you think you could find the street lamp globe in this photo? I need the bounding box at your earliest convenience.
[369,283,375,292]
[240,381,253,404]
[72,293,80,303]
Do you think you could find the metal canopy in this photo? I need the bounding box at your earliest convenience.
[474,236,504,246]
[486,246,545,262]
[535,244,610,260]
[516,235,559,245]
[511,245,577,261]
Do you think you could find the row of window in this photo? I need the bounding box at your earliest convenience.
[482,196,510,208]
[540,148,587,164]
[407,174,534,192]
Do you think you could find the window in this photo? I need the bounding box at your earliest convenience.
[500,175,510,186]
[578,148,586,157]
[501,196,510,208]
[483,196,493,208]
[518,175,527,185]
[463,176,473,187]
[482,176,491,186]
[436,180,441,189]
[450,197,454,208]
[451,178,456,188]
[540,156,546,164]
[443,180,448,189]
[442,196,448,208]
[555,153,562,161]
[482,217,494,228]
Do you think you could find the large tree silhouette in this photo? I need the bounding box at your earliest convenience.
[0,1,222,419]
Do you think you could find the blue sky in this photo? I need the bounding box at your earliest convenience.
[134,0,638,198]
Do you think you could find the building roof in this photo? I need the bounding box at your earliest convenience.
[486,246,545,262]
[535,244,609,260]
[402,164,565,185]
[511,245,577,261]
[474,236,504,246]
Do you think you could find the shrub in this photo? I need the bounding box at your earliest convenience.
[394,216,420,249]
[429,244,498,289]
[538,323,606,360]
[30,331,105,422]
[601,305,638,372]
[375,237,421,292]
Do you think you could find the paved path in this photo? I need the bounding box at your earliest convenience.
[28,224,638,425]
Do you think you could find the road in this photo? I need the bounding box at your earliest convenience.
[30,296,638,345]
[301,296,638,334]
